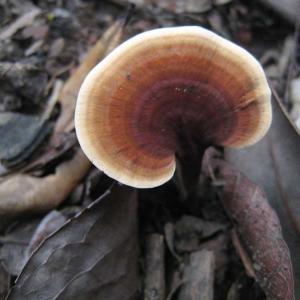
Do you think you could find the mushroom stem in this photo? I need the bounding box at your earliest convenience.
[175,129,208,203]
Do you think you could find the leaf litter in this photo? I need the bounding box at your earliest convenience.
[226,93,300,298]
[7,184,139,300]
[0,1,299,300]
[203,155,294,300]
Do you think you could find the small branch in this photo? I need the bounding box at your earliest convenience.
[144,234,166,300]
[178,249,215,300]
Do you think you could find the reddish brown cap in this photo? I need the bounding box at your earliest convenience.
[75,26,271,188]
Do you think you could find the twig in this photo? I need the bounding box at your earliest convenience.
[178,250,215,300]
[144,234,166,300]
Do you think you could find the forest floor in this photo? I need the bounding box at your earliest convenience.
[0,1,299,299]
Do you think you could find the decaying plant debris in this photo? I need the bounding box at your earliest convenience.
[0,0,299,299]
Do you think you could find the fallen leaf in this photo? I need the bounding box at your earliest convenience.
[54,18,127,133]
[0,13,130,219]
[226,94,300,298]
[0,149,90,221]
[27,210,67,256]
[0,219,40,276]
[8,184,139,300]
[23,132,77,174]
[0,8,41,41]
[0,112,52,168]
[175,215,226,253]
[0,79,61,171]
[210,158,294,300]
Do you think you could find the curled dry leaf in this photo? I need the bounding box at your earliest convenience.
[209,158,294,300]
[226,94,300,297]
[0,149,90,221]
[22,132,77,174]
[8,185,139,300]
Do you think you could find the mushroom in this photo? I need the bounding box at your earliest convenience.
[75,26,271,189]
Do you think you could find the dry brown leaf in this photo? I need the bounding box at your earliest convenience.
[8,185,139,300]
[174,215,226,253]
[209,158,294,300]
[27,210,67,256]
[0,219,40,276]
[226,94,300,297]
[0,149,90,221]
[54,19,126,133]
[23,132,77,174]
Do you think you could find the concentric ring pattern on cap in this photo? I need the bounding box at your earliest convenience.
[75,26,271,188]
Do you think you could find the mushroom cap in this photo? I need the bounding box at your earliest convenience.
[75,26,272,188]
